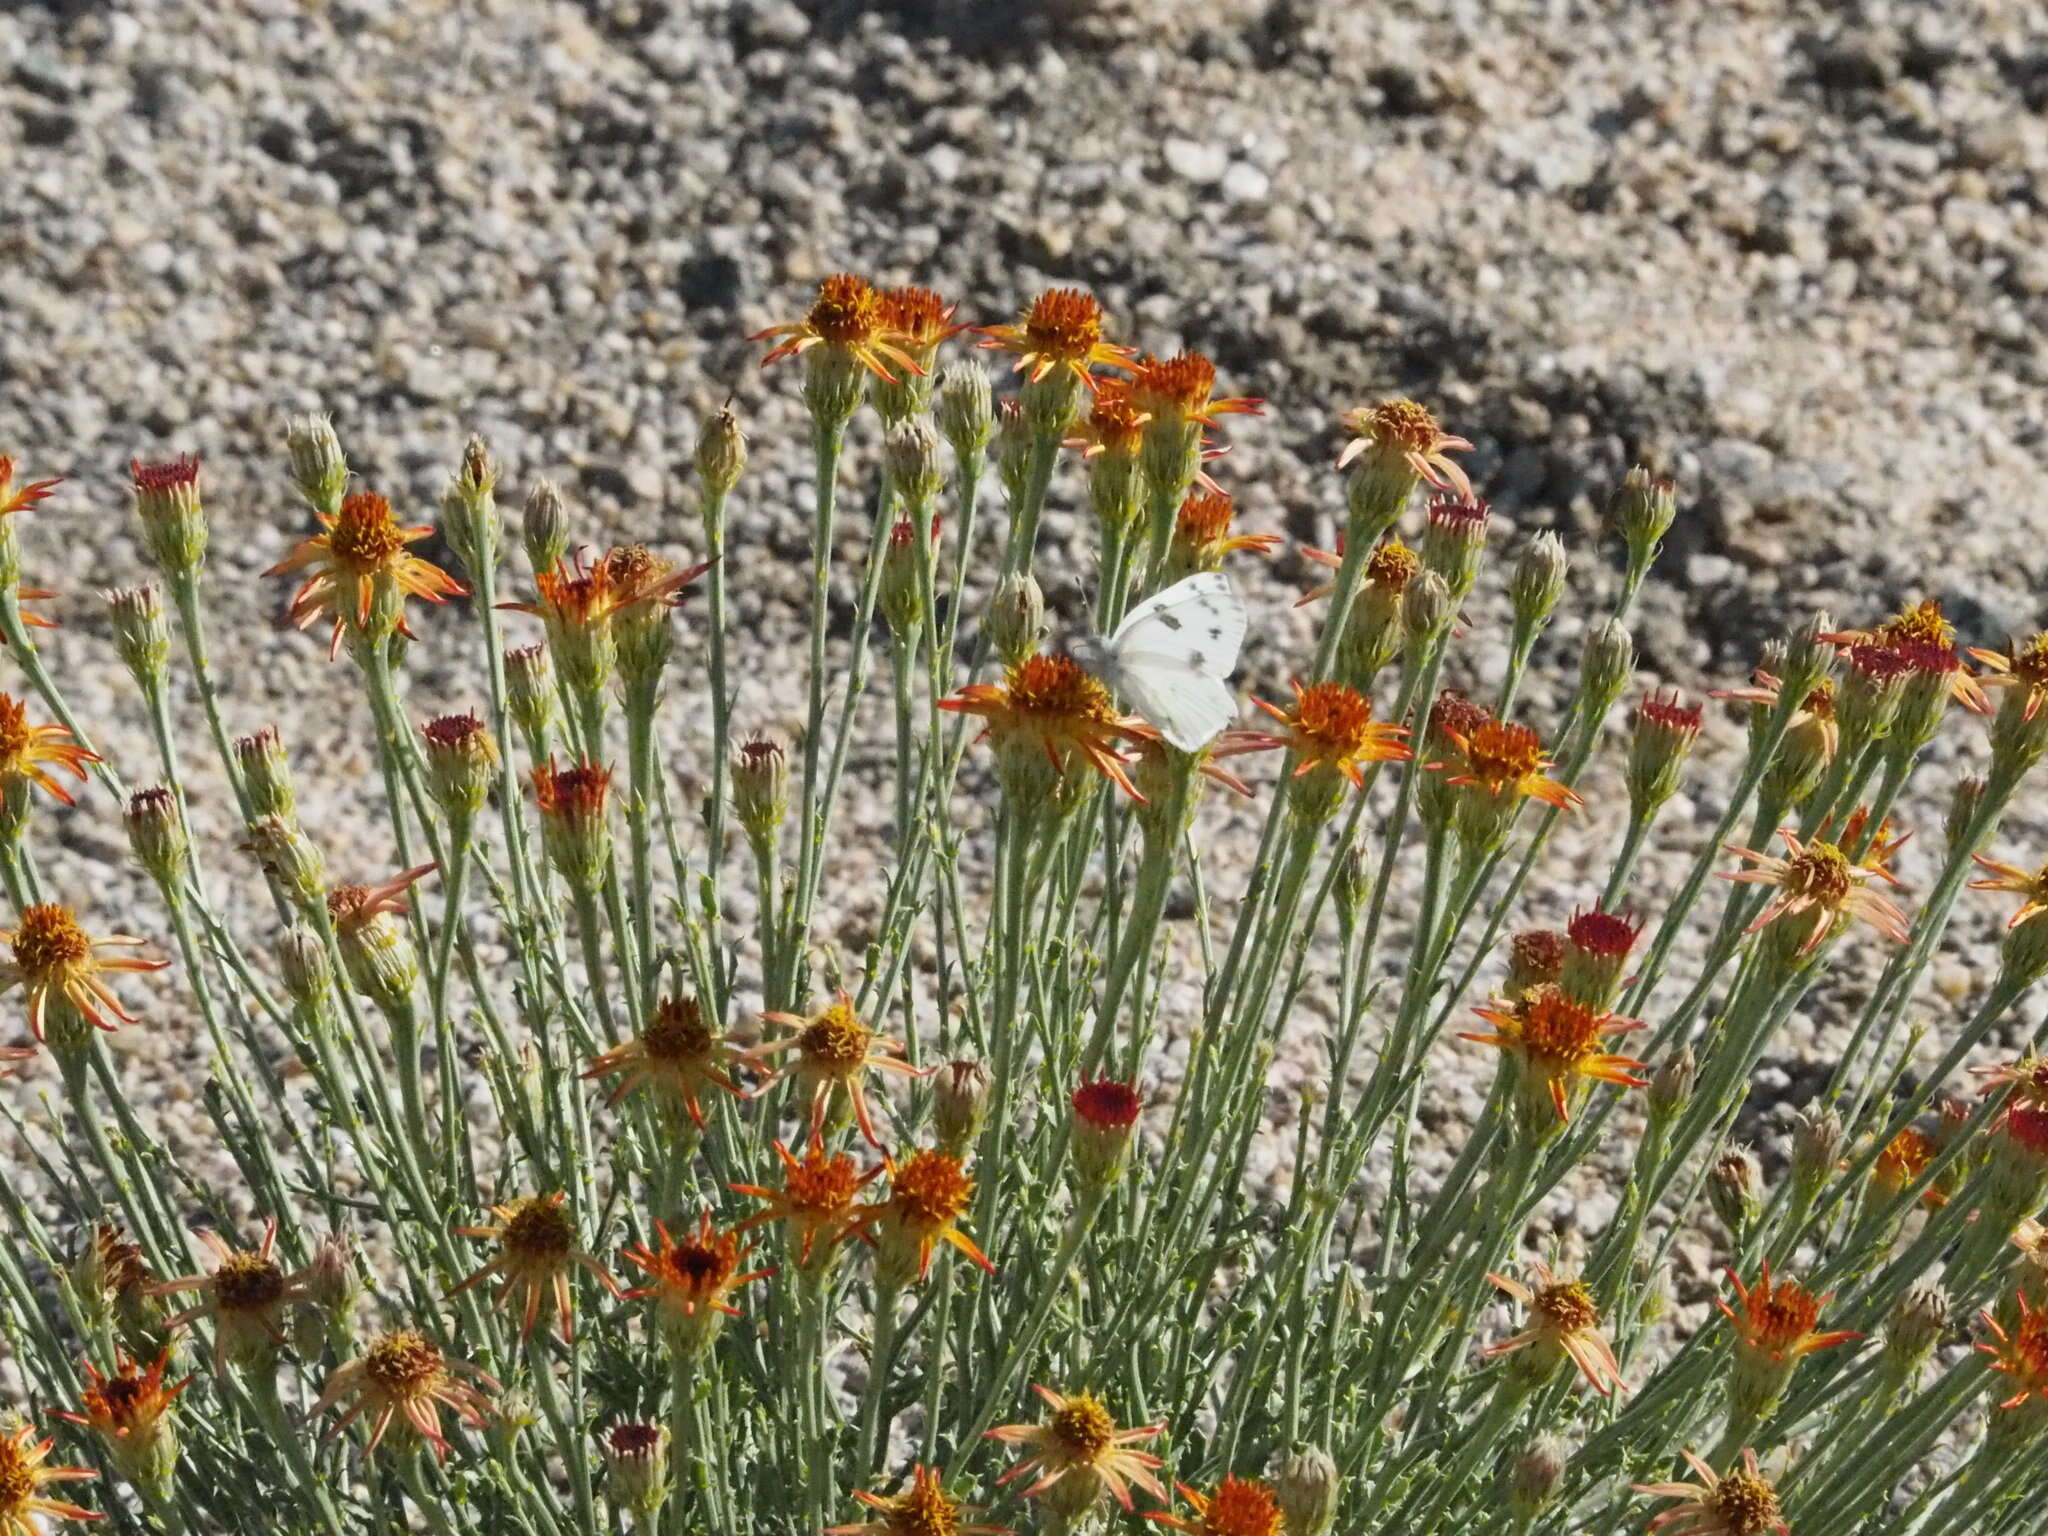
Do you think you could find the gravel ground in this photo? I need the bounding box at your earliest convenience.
[3,0,2046,1297]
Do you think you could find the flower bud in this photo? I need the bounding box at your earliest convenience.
[103,585,170,689]
[1626,691,1702,818]
[505,643,557,761]
[1999,906,2048,995]
[522,479,570,578]
[1784,1107,1842,1201]
[285,413,349,515]
[302,1231,359,1320]
[988,573,1046,666]
[1561,908,1641,1011]
[995,399,1034,507]
[1648,1047,1695,1121]
[421,711,500,822]
[1070,1077,1142,1196]
[932,1059,991,1156]
[1988,671,2048,783]
[1837,643,1907,748]
[602,544,678,691]
[1401,568,1453,653]
[1506,1435,1570,1525]
[330,886,425,1017]
[732,735,789,849]
[1763,685,1835,808]
[935,363,995,461]
[1607,466,1676,576]
[1338,538,1417,688]
[130,454,208,578]
[603,1422,669,1518]
[1505,929,1566,1001]
[1707,1144,1763,1240]
[437,434,500,575]
[1334,841,1372,925]
[1778,611,1839,704]
[1272,1445,1339,1536]
[533,758,613,892]
[1881,1282,1948,1386]
[1509,531,1567,634]
[883,420,944,511]
[881,516,933,639]
[1947,777,1990,858]
[243,814,326,909]
[1419,495,1490,601]
[1577,618,1635,729]
[124,786,187,886]
[694,408,747,501]
[233,728,297,823]
[1987,1102,2048,1220]
[1886,642,1963,764]
[277,924,333,1010]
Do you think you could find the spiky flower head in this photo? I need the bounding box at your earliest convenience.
[622,1212,772,1358]
[1978,1291,2048,1413]
[148,1220,310,1375]
[1143,1474,1286,1536]
[1464,985,1647,1139]
[1071,1076,1144,1195]
[420,711,500,822]
[1718,1262,1859,1420]
[873,286,965,421]
[987,1386,1166,1522]
[979,288,1133,401]
[123,786,187,887]
[826,1464,1010,1536]
[1069,380,1149,530]
[1720,828,1909,960]
[231,726,296,822]
[532,758,613,892]
[0,1421,99,1532]
[942,652,1141,812]
[450,1191,618,1342]
[1789,1106,1845,1198]
[602,542,712,689]
[1443,719,1582,851]
[71,1224,160,1352]
[268,490,466,659]
[1648,1047,1697,1120]
[51,1348,188,1491]
[584,993,742,1131]
[1870,1126,1944,1210]
[1167,491,1282,582]
[755,274,922,426]
[752,991,919,1150]
[0,903,168,1053]
[326,863,435,1016]
[1633,1449,1788,1536]
[1485,1261,1627,1397]
[0,692,97,809]
[1336,399,1472,540]
[504,642,557,759]
[860,1147,994,1289]
[284,413,349,514]
[1606,466,1677,576]
[313,1329,496,1461]
[732,1136,880,1273]
[1248,681,1411,828]
[1419,494,1491,600]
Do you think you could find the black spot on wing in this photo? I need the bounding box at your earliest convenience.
[1189,650,1205,667]
[1208,626,1222,639]
[1160,614,1183,631]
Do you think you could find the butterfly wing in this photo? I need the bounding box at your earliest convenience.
[1106,574,1248,751]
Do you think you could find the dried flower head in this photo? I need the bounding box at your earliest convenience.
[50,1348,188,1480]
[1633,1449,1787,1536]
[732,1136,881,1269]
[0,903,168,1044]
[1485,1261,1627,1397]
[313,1329,496,1461]
[450,1191,618,1341]
[987,1386,1165,1518]
[267,490,466,657]
[751,991,920,1150]
[585,993,743,1129]
[1335,399,1472,497]
[149,1220,310,1374]
[1720,829,1910,955]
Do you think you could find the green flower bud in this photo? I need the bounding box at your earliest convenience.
[1625,691,1703,818]
[694,407,748,501]
[1577,617,1635,729]
[1947,777,1990,858]
[603,1423,669,1519]
[995,400,1034,508]
[934,363,995,461]
[1790,1107,1845,1200]
[1882,1282,1948,1386]
[884,419,944,510]
[1506,1435,1570,1525]
[1777,610,1839,704]
[881,516,934,640]
[988,573,1046,667]
[1647,1047,1695,1121]
[276,924,334,1011]
[1401,568,1453,655]
[233,728,297,823]
[421,711,500,822]
[123,786,187,886]
[1509,530,1567,633]
[522,479,570,578]
[285,414,349,515]
[732,735,788,850]
[931,1059,991,1157]
[1273,1445,1340,1536]
[505,644,557,763]
[103,584,171,691]
[1607,465,1676,576]
[130,454,207,578]
[1419,495,1490,602]
[438,434,500,576]
[243,814,326,910]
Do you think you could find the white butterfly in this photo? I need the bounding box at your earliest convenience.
[1068,572,1248,752]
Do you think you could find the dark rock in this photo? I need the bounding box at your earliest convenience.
[678,252,745,311]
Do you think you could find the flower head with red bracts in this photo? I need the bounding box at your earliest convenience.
[1979,1290,2048,1408]
[312,1329,496,1461]
[1719,828,1910,954]
[584,993,743,1129]
[750,991,921,1150]
[1463,985,1648,1125]
[732,1136,881,1269]
[752,273,923,385]
[1247,680,1412,789]
[1142,1474,1286,1536]
[1718,1262,1860,1362]
[1127,351,1263,431]
[988,1386,1166,1517]
[978,288,1135,392]
[0,693,98,806]
[620,1211,772,1325]
[267,490,466,658]
[1484,1260,1627,1396]
[1823,601,1988,714]
[0,1421,99,1532]
[854,1147,994,1284]
[0,903,168,1043]
[1633,1449,1788,1536]
[877,285,966,356]
[449,1191,619,1342]
[148,1219,311,1374]
[941,653,1146,805]
[826,1464,1010,1536]
[1977,1055,2048,1110]
[1335,399,1472,496]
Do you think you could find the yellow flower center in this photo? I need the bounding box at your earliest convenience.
[1783,841,1852,908]
[783,1149,861,1218]
[879,286,953,347]
[1358,398,1440,453]
[1518,989,1605,1069]
[1875,1127,1934,1190]
[1461,721,1546,787]
[364,1330,445,1396]
[1711,1470,1782,1536]
[1365,537,1419,591]
[1533,1280,1600,1335]
[1175,491,1235,546]
[0,693,32,768]
[808,274,884,345]
[10,902,91,979]
[327,493,409,571]
[0,1438,33,1509]
[1024,289,1105,362]
[889,1150,974,1232]
[879,1469,962,1536]
[799,1001,873,1073]
[2010,632,2048,686]
[1086,384,1148,454]
[1879,599,1954,648]
[1047,1393,1116,1460]
[213,1251,287,1312]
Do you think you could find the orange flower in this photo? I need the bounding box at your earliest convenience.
[1334,399,1472,496]
[0,1421,98,1533]
[0,903,168,1042]
[978,288,1135,392]
[752,273,922,384]
[1441,719,1582,811]
[1977,1055,2048,1108]
[1871,1126,1945,1209]
[1066,380,1150,460]
[1247,680,1412,789]
[1463,985,1648,1125]
[148,1219,310,1374]
[0,455,62,517]
[827,1465,1009,1536]
[1633,1449,1788,1536]
[1170,491,1282,573]
[1969,853,2048,929]
[0,693,97,805]
[1979,1291,2048,1408]
[312,1329,497,1461]
[1484,1261,1627,1396]
[1143,1474,1286,1536]
[620,1211,772,1327]
[267,490,466,657]
[1294,533,1419,608]
[1127,351,1263,430]
[583,993,743,1129]
[1970,630,2048,720]
[50,1348,189,1468]
[940,653,1144,804]
[987,1385,1165,1516]
[1824,601,1988,714]
[1718,1263,1859,1362]
[877,285,966,362]
[855,1147,994,1283]
[750,991,921,1149]
[732,1136,881,1268]
[449,1191,619,1341]
[1719,829,1910,954]
[1117,725,1277,803]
